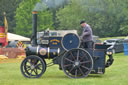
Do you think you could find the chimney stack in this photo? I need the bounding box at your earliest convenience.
[32,11,38,46]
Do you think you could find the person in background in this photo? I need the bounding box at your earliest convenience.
[80,20,94,49]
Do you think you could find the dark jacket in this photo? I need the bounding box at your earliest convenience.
[81,24,93,42]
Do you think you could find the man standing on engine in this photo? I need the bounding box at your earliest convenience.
[80,20,94,48]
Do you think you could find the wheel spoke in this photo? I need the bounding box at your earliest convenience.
[80,60,91,64]
[31,59,37,65]
[81,66,90,70]
[34,69,38,75]
[27,59,31,64]
[26,68,31,71]
[83,53,89,60]
[78,67,84,76]
[26,65,31,68]
[35,63,42,68]
[36,66,42,70]
[75,69,78,78]
[36,68,38,75]
[64,64,73,67]
[27,59,33,66]
[70,52,75,60]
[29,70,33,77]
[30,59,34,64]
[64,57,74,63]
[80,56,84,61]
[24,64,31,72]
[79,52,87,61]
[77,50,79,61]
[35,60,39,65]
[69,66,74,73]
[36,64,42,70]
[80,52,88,60]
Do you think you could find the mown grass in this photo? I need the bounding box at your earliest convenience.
[100,36,126,42]
[0,53,128,85]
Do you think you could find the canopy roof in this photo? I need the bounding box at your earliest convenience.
[7,33,30,41]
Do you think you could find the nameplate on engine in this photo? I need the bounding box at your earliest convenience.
[41,40,49,44]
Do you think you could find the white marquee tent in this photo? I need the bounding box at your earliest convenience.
[7,33,30,41]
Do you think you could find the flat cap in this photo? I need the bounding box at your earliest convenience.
[80,20,85,24]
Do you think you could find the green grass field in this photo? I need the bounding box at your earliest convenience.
[100,36,126,42]
[0,53,128,85]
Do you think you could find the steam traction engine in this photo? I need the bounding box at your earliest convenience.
[20,11,114,78]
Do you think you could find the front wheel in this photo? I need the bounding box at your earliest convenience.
[20,55,46,78]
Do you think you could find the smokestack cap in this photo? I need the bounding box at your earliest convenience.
[32,11,38,14]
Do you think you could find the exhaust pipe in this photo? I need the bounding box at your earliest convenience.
[32,11,38,46]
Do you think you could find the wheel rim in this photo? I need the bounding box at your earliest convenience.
[61,48,93,78]
[21,55,46,78]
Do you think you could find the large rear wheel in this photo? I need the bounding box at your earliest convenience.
[61,48,93,78]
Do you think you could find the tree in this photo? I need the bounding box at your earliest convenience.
[0,0,21,32]
[15,0,53,37]
[56,0,84,34]
[119,0,128,35]
[41,0,70,29]
[56,0,128,37]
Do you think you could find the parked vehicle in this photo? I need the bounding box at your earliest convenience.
[124,38,128,43]
[103,39,124,53]
[93,35,101,43]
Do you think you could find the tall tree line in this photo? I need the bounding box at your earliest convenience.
[56,0,128,37]
[0,0,128,37]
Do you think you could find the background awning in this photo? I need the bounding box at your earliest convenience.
[7,33,30,41]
